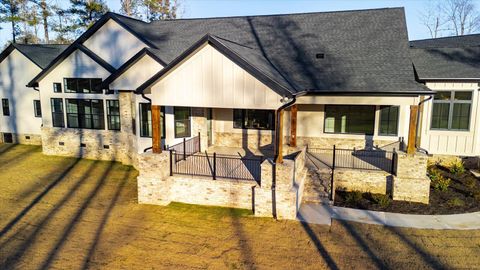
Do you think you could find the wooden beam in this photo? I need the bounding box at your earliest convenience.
[407,105,418,155]
[276,110,284,163]
[289,105,297,147]
[152,105,162,153]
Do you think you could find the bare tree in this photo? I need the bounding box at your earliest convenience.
[120,0,141,17]
[420,0,480,38]
[143,0,179,21]
[419,1,446,38]
[443,0,480,35]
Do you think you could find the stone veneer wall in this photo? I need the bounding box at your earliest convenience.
[214,132,275,150]
[190,108,209,151]
[297,136,400,150]
[137,147,307,220]
[334,168,391,194]
[1,133,42,145]
[40,92,139,167]
[393,152,430,204]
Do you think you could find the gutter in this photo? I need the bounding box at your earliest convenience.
[141,93,153,153]
[415,95,434,155]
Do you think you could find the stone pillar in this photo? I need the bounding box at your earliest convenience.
[393,152,430,204]
[137,152,172,205]
[191,107,208,151]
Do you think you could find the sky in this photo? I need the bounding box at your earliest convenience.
[1,0,480,47]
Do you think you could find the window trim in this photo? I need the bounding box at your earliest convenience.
[63,78,103,94]
[2,98,9,116]
[430,90,473,131]
[174,107,191,138]
[378,105,399,137]
[232,109,276,131]
[139,103,165,138]
[50,98,65,128]
[106,99,121,131]
[323,105,376,135]
[33,100,42,118]
[65,98,105,130]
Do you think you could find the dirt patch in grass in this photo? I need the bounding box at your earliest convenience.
[335,165,480,215]
[1,144,480,269]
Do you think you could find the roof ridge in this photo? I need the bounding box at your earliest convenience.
[410,33,480,43]
[153,7,404,22]
[108,12,148,24]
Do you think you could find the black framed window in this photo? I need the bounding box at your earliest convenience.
[378,106,399,136]
[431,91,472,131]
[51,98,64,127]
[174,107,191,138]
[324,105,376,135]
[139,103,165,138]
[53,82,62,93]
[64,78,103,94]
[106,100,120,131]
[66,99,105,129]
[33,100,42,117]
[233,109,275,130]
[2,99,9,116]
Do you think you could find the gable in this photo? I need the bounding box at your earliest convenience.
[41,49,111,86]
[0,49,41,93]
[151,44,282,109]
[83,19,147,69]
[110,54,163,91]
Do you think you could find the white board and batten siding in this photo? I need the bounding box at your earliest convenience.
[83,19,147,69]
[420,82,480,156]
[0,49,42,135]
[151,44,282,110]
[110,54,164,91]
[39,50,112,127]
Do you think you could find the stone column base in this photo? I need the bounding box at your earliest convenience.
[393,176,431,204]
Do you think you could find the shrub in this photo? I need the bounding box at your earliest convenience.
[465,178,477,190]
[449,158,466,176]
[370,194,391,208]
[428,169,442,181]
[345,191,363,205]
[431,173,451,191]
[447,198,465,207]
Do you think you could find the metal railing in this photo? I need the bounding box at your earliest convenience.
[170,151,263,182]
[167,133,201,162]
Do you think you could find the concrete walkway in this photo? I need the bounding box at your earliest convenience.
[298,203,480,230]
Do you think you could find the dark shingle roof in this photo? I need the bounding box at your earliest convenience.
[410,34,480,48]
[112,8,428,95]
[12,44,68,69]
[410,35,480,80]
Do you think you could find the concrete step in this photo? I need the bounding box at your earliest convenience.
[297,203,332,225]
[302,194,331,205]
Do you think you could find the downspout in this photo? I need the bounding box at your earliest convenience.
[271,94,298,220]
[142,93,153,153]
[415,95,433,154]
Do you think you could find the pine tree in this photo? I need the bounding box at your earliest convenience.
[68,0,109,34]
[143,0,178,21]
[120,0,141,18]
[0,0,23,42]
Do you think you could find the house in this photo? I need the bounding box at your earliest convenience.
[3,7,477,219]
[410,35,480,156]
[0,44,67,144]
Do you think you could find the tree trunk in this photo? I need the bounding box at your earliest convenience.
[40,0,49,43]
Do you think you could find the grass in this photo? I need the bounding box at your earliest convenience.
[0,144,479,269]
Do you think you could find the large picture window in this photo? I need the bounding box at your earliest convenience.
[106,100,120,131]
[174,107,191,138]
[2,99,9,116]
[66,99,105,129]
[324,105,375,135]
[378,106,399,136]
[431,91,472,131]
[233,109,275,130]
[64,78,103,94]
[139,103,165,138]
[51,98,64,127]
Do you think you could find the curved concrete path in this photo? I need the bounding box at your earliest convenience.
[298,203,480,230]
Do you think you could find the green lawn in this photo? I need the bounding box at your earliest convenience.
[0,144,479,269]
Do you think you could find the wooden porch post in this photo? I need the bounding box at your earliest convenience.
[289,105,297,147]
[407,105,418,155]
[152,105,162,153]
[276,110,284,163]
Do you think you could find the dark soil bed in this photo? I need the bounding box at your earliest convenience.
[334,165,480,215]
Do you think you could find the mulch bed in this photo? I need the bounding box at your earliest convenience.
[334,165,480,215]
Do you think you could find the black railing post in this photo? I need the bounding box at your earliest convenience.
[169,150,173,176]
[183,138,186,161]
[352,147,355,169]
[391,148,396,175]
[331,145,336,201]
[213,152,217,180]
[198,132,201,152]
